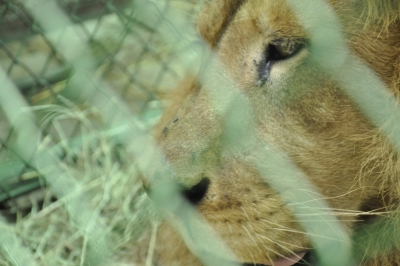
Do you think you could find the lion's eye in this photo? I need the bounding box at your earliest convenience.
[256,39,305,86]
[267,39,305,61]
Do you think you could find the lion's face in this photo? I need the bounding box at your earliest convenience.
[150,0,400,265]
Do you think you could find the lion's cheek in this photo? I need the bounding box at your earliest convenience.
[250,91,385,225]
[188,162,309,261]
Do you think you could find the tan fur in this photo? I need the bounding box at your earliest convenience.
[148,0,400,265]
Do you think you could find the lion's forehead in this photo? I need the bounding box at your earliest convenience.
[197,0,308,49]
[196,0,245,47]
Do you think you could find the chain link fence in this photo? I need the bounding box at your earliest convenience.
[0,0,196,206]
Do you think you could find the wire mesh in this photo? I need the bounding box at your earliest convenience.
[0,0,399,265]
[0,0,197,265]
[0,0,196,203]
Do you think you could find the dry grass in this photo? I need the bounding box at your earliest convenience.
[0,100,160,265]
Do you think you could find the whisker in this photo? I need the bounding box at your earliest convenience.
[256,234,293,259]
[255,233,306,264]
[301,207,390,213]
[227,222,233,235]
[296,219,360,223]
[272,241,314,266]
[274,239,305,250]
[259,219,345,242]
[269,227,345,242]
[242,225,259,247]
[287,187,376,207]
[293,210,391,217]
[247,247,256,266]
[240,206,267,232]
[241,206,253,222]
[242,224,271,264]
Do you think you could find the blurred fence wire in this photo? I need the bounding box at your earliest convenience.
[0,0,198,265]
[0,0,400,265]
[0,0,196,205]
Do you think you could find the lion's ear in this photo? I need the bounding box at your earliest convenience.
[363,0,400,27]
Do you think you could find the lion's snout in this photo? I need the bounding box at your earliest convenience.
[145,173,210,208]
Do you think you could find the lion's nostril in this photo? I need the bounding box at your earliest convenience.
[182,178,210,205]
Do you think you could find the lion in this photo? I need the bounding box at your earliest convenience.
[144,0,400,265]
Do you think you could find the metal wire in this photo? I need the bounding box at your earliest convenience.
[0,0,195,204]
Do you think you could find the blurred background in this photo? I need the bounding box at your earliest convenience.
[0,0,198,265]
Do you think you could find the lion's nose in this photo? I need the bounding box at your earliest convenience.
[181,177,210,205]
[144,175,210,209]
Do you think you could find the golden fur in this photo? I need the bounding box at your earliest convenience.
[147,0,400,265]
